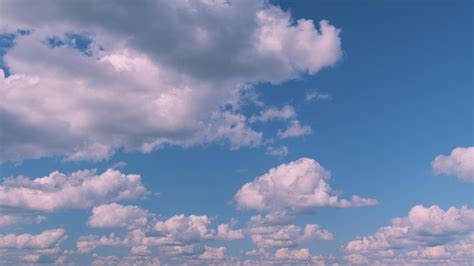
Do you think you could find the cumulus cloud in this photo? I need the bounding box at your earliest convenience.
[152,214,217,245]
[92,255,161,266]
[277,120,312,139]
[0,229,66,250]
[432,146,474,182]
[88,203,150,230]
[235,158,377,212]
[0,0,342,162]
[265,145,289,157]
[0,214,45,228]
[78,206,244,259]
[305,90,331,101]
[217,219,245,240]
[246,212,333,249]
[198,246,227,260]
[274,248,311,261]
[249,105,296,123]
[0,169,148,211]
[344,205,474,265]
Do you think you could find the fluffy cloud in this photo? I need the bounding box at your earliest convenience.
[78,206,244,259]
[344,205,474,264]
[0,229,66,250]
[88,203,150,230]
[305,90,331,101]
[198,246,227,260]
[235,158,377,212]
[277,120,312,139]
[432,146,474,182]
[153,214,216,244]
[249,105,296,123]
[0,169,148,211]
[0,0,342,162]
[274,248,311,261]
[0,214,45,228]
[92,255,161,266]
[217,219,245,240]
[265,145,289,157]
[246,212,332,249]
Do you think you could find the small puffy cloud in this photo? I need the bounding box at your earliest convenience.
[246,212,332,249]
[344,205,474,264]
[0,214,46,228]
[217,219,245,240]
[265,146,288,157]
[0,169,149,211]
[277,120,312,139]
[198,246,227,260]
[92,255,161,266]
[432,146,474,182]
[305,90,331,101]
[88,203,150,230]
[235,158,377,212]
[77,210,245,260]
[153,214,215,244]
[22,254,41,263]
[0,229,66,250]
[274,248,311,261]
[249,105,296,123]
[77,233,129,254]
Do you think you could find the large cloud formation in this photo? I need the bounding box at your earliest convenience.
[235,158,377,212]
[344,205,474,265]
[0,0,342,162]
[432,146,474,182]
[0,169,148,211]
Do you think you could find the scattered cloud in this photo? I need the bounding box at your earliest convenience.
[247,212,333,248]
[249,105,296,123]
[277,120,312,139]
[0,214,46,228]
[0,228,66,250]
[88,203,150,230]
[432,146,474,182]
[305,90,331,101]
[265,145,288,157]
[344,205,474,264]
[0,169,149,211]
[235,158,377,212]
[0,0,342,162]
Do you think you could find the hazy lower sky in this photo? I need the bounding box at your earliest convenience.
[0,0,472,265]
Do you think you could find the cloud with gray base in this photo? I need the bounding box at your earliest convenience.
[0,0,342,162]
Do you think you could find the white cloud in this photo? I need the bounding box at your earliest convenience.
[92,255,161,266]
[78,209,245,260]
[217,219,245,240]
[198,246,227,260]
[432,146,474,182]
[153,214,215,244]
[88,203,150,230]
[249,105,296,123]
[0,169,148,211]
[277,120,312,139]
[265,146,288,157]
[344,205,474,264]
[0,0,342,162]
[274,248,311,261]
[0,229,66,250]
[246,212,332,249]
[0,214,45,228]
[305,90,331,101]
[235,158,377,212]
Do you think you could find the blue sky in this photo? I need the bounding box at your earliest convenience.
[0,0,472,265]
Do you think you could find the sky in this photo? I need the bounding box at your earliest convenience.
[0,0,473,265]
